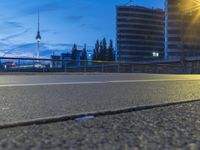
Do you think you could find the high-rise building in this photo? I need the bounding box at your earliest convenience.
[165,0,200,59]
[116,5,164,62]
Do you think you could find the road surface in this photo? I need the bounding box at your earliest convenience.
[0,100,199,150]
[0,73,199,149]
[0,73,200,124]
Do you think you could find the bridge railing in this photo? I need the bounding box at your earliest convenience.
[0,57,200,74]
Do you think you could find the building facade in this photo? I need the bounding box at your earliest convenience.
[116,6,164,62]
[50,50,85,68]
[165,0,200,59]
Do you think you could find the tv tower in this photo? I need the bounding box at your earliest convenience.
[36,12,42,59]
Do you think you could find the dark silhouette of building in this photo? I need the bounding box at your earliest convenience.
[50,49,85,68]
[116,5,164,62]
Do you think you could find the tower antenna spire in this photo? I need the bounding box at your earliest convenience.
[36,11,42,60]
[38,11,40,31]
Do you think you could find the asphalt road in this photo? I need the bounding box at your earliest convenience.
[0,73,200,149]
[0,99,199,150]
[0,73,200,124]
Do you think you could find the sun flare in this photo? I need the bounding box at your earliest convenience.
[178,0,200,26]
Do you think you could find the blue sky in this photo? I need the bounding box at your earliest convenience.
[0,0,164,57]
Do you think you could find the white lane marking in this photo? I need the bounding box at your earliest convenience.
[109,78,200,83]
[0,78,199,87]
[0,81,105,87]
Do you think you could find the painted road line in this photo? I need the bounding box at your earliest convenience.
[108,78,200,83]
[0,78,200,87]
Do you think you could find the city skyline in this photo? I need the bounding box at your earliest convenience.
[0,0,164,57]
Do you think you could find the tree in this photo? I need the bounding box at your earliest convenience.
[95,40,100,60]
[100,38,107,61]
[93,40,100,61]
[108,40,115,61]
[92,38,114,61]
[92,49,97,61]
[99,40,103,60]
[71,44,78,60]
[81,44,87,61]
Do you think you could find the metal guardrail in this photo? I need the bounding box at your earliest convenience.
[0,57,200,74]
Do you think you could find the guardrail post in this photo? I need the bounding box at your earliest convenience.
[18,59,20,72]
[192,62,196,74]
[131,64,134,73]
[64,62,67,72]
[183,64,186,74]
[0,59,1,72]
[84,62,87,72]
[101,63,104,73]
[33,59,35,70]
[118,63,120,73]
[43,65,45,73]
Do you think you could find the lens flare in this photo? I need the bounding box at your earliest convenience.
[178,0,200,28]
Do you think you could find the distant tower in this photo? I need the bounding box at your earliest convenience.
[36,12,42,59]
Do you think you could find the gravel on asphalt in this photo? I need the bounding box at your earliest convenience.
[0,101,199,150]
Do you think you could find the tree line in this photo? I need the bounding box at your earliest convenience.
[71,44,87,61]
[93,38,115,61]
[70,38,115,62]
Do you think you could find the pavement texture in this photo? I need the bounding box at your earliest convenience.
[0,73,199,149]
[0,100,199,150]
[1,74,200,124]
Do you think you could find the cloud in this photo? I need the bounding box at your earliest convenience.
[0,42,66,58]
[21,2,66,15]
[45,43,84,50]
[0,41,94,58]
[1,28,31,41]
[19,1,93,17]
[5,21,23,28]
[0,21,23,32]
[80,23,102,31]
[0,42,10,49]
[65,15,84,23]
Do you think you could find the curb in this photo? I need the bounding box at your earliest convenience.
[0,99,199,129]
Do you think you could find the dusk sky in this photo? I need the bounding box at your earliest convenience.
[0,0,164,57]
